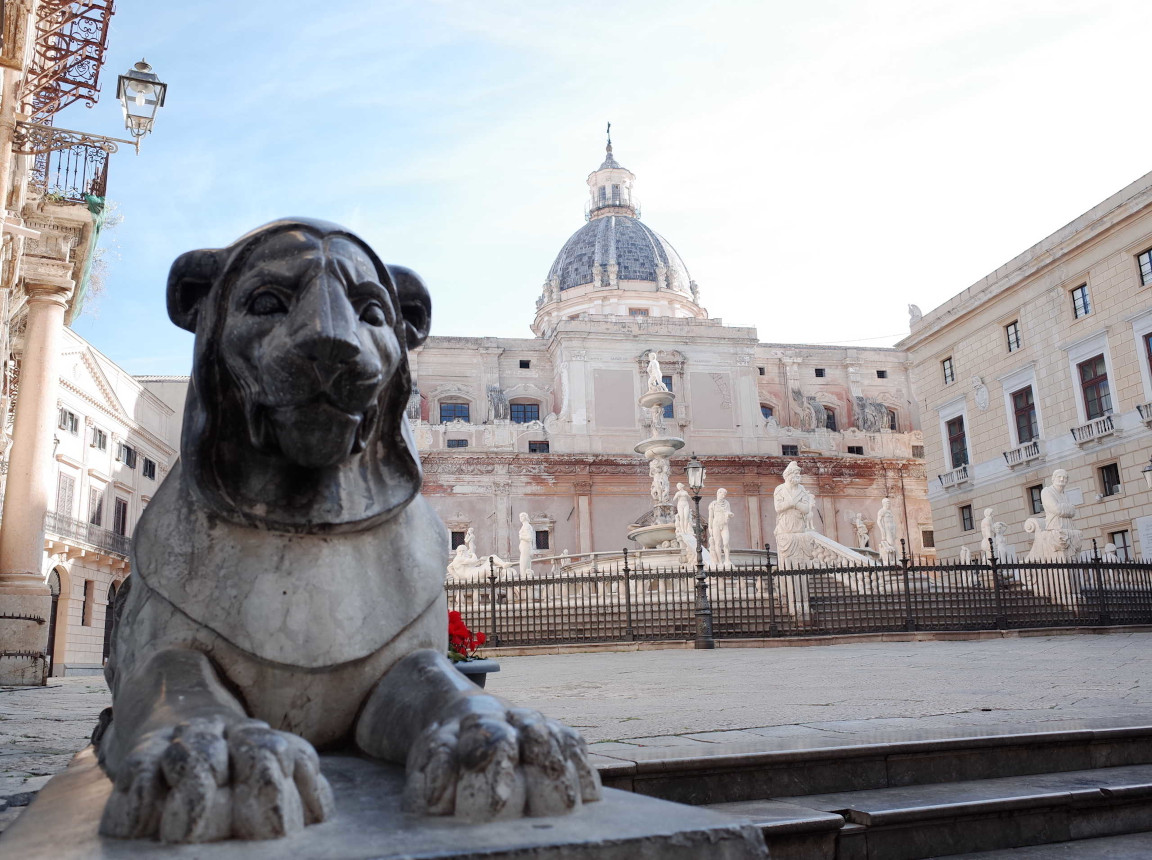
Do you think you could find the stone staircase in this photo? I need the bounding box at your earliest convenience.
[593,718,1152,859]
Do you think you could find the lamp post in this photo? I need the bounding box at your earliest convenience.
[685,453,715,649]
[117,59,168,141]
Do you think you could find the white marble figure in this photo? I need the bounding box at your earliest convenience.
[960,545,972,564]
[971,376,990,410]
[993,522,1014,561]
[773,461,873,568]
[646,352,668,392]
[851,512,870,549]
[908,304,923,325]
[1102,543,1120,562]
[464,526,476,557]
[877,497,899,561]
[649,455,671,505]
[673,483,692,537]
[707,488,734,568]
[980,508,995,556]
[649,402,667,438]
[1025,469,1084,560]
[518,512,534,576]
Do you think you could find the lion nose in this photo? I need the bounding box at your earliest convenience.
[295,275,361,366]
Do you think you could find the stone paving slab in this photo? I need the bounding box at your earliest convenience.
[940,831,1152,857]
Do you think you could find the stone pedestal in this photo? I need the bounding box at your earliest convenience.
[0,748,769,859]
[0,278,73,685]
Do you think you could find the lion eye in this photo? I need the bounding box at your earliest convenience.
[360,302,388,327]
[250,292,287,316]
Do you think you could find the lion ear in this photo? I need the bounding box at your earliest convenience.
[386,264,432,349]
[167,249,224,333]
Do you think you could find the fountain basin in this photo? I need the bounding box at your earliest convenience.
[635,437,685,459]
[638,390,674,410]
[627,522,679,549]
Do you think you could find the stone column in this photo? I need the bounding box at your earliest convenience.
[0,272,73,685]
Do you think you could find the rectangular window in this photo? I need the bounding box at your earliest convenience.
[55,473,75,516]
[1099,462,1121,497]
[1028,484,1044,515]
[942,357,955,384]
[113,498,129,536]
[519,359,531,369]
[91,428,107,450]
[1110,530,1132,560]
[142,458,157,480]
[959,505,974,532]
[1139,247,1152,286]
[1011,385,1038,444]
[912,445,925,459]
[57,408,78,434]
[814,368,826,378]
[510,402,540,424]
[1071,284,1091,318]
[888,409,898,431]
[1078,354,1111,420]
[1005,320,1021,352]
[116,443,137,469]
[440,402,470,423]
[88,487,103,526]
[628,308,649,317]
[782,444,799,457]
[847,445,864,455]
[946,416,968,468]
[921,530,935,549]
[1145,332,1152,386]
[760,404,773,419]
[662,375,674,419]
[535,530,550,550]
[528,441,550,453]
[824,407,837,432]
[446,439,468,449]
[82,580,95,626]
[876,369,888,379]
[757,366,765,376]
[450,531,466,550]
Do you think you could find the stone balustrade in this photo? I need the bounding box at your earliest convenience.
[1003,439,1042,469]
[937,464,970,489]
[1070,414,1115,445]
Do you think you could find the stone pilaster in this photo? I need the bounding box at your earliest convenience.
[0,263,74,685]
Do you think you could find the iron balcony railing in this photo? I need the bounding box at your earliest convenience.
[1071,414,1115,445]
[1003,439,1042,468]
[445,545,1152,647]
[32,140,110,204]
[44,510,130,558]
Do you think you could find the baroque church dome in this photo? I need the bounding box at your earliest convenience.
[547,215,694,296]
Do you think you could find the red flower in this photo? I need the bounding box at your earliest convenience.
[447,610,487,659]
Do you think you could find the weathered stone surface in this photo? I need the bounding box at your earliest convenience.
[0,749,768,859]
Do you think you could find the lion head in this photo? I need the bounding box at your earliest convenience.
[166,218,431,533]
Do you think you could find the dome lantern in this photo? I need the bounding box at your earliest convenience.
[585,124,639,221]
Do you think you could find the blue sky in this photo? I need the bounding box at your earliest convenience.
[67,0,1152,374]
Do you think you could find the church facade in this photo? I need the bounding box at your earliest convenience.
[409,143,933,566]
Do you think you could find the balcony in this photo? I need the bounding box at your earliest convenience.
[1138,402,1152,426]
[1003,439,1042,469]
[937,464,970,490]
[1070,414,1115,446]
[44,511,130,559]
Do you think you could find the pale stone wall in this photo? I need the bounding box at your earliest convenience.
[898,170,1152,559]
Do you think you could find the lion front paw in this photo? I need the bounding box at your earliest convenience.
[403,707,602,821]
[100,716,334,843]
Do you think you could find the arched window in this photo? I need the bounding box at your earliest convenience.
[887,409,899,431]
[439,401,470,423]
[761,404,774,420]
[824,406,837,432]
[509,400,541,424]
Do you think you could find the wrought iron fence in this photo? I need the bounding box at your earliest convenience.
[44,510,130,557]
[445,546,1152,647]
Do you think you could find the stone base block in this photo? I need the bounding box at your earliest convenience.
[0,748,769,859]
[0,591,51,685]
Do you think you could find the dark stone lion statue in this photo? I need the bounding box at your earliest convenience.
[93,219,600,843]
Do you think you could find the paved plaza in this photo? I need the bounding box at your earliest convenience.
[2,632,1150,833]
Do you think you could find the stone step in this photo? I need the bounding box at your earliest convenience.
[939,829,1152,858]
[751,763,1152,859]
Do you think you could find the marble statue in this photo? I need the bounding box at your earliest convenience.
[1102,543,1120,562]
[464,526,476,557]
[877,497,898,561]
[908,304,923,325]
[1025,469,1084,560]
[487,384,509,421]
[518,511,535,576]
[960,545,972,564]
[851,512,870,549]
[993,522,1014,561]
[649,455,671,504]
[94,220,600,844]
[648,402,666,437]
[707,488,734,568]
[971,376,989,411]
[773,461,872,567]
[980,507,995,555]
[673,483,692,537]
[646,351,668,392]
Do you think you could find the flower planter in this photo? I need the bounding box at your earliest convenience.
[454,658,500,688]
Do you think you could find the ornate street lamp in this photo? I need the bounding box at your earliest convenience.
[117,59,167,140]
[685,454,714,649]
